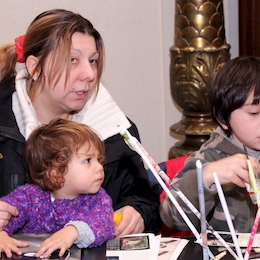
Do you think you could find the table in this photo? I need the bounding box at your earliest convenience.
[177,237,233,260]
[177,236,260,260]
[0,233,109,260]
[82,243,107,260]
[83,236,251,260]
[3,234,260,260]
[1,234,81,260]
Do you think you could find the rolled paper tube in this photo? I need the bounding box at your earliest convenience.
[243,205,260,260]
[213,172,243,260]
[196,160,208,260]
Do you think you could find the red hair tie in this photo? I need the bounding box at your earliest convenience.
[15,35,25,63]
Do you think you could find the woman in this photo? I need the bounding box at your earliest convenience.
[0,9,160,239]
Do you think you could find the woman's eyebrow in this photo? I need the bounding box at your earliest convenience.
[71,48,81,55]
[71,48,99,57]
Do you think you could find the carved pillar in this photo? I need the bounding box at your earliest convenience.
[169,0,230,159]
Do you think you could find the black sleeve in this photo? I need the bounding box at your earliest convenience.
[0,77,28,197]
[102,119,161,233]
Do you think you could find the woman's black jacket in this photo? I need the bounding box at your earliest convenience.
[0,76,161,233]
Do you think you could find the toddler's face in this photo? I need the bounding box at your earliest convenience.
[53,143,104,199]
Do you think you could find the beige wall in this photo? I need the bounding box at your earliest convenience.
[0,0,238,163]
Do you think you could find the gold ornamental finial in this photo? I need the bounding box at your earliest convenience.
[169,0,230,158]
[174,0,227,50]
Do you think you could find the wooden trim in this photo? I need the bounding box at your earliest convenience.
[239,0,260,57]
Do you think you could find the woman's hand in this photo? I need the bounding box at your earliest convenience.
[203,153,257,188]
[114,206,144,237]
[35,225,78,258]
[0,201,18,230]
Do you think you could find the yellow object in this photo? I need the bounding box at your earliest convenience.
[114,211,122,225]
[246,160,260,206]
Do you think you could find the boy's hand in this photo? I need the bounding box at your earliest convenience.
[203,153,257,188]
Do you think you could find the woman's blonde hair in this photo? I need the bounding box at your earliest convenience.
[0,9,104,99]
[0,44,17,81]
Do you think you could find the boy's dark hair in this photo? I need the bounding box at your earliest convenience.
[24,118,104,191]
[210,56,260,136]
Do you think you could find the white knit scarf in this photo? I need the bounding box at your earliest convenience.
[12,68,130,141]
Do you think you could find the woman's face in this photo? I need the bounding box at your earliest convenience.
[37,32,99,115]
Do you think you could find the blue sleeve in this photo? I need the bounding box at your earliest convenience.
[74,189,114,247]
[65,221,95,248]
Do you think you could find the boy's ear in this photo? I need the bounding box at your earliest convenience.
[218,121,228,130]
[26,55,40,80]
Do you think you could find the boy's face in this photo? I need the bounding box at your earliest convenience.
[221,90,260,151]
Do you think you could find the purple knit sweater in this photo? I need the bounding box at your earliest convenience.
[1,184,114,247]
